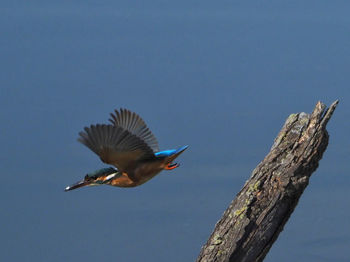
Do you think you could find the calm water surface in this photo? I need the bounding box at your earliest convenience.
[1,1,349,261]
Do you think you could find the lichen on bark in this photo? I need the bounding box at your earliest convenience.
[196,101,338,262]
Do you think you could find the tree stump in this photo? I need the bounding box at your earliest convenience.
[196,101,339,262]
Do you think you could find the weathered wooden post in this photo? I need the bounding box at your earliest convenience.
[196,101,338,262]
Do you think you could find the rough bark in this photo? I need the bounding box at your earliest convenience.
[196,101,339,262]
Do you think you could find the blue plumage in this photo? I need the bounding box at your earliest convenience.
[65,108,188,191]
[155,145,189,158]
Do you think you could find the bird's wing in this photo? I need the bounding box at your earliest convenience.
[78,124,155,172]
[108,108,159,152]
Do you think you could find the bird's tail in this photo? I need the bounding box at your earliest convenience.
[155,145,188,167]
[171,145,188,159]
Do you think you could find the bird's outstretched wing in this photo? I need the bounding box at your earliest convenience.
[109,108,159,152]
[78,124,155,172]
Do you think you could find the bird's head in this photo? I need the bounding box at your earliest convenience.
[65,167,119,192]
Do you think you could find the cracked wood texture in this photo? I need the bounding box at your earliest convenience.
[196,101,338,262]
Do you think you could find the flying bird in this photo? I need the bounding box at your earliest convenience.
[65,108,188,191]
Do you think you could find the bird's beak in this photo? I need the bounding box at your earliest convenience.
[64,179,91,192]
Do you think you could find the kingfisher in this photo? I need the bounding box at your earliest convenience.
[65,108,188,191]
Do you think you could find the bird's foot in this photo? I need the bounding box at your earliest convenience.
[165,162,179,170]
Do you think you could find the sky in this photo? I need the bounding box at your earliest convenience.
[1,1,349,261]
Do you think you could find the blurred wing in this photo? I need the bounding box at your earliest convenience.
[78,124,155,172]
[108,108,159,152]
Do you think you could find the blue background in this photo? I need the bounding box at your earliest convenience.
[1,1,349,261]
